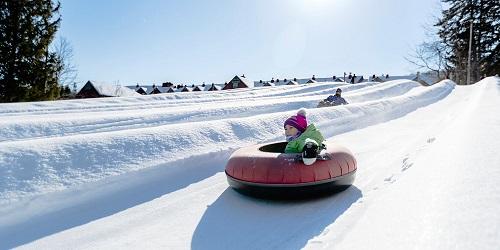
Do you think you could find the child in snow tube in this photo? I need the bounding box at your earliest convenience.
[284,108,325,165]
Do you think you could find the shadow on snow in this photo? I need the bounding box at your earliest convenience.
[191,186,362,250]
[0,151,230,249]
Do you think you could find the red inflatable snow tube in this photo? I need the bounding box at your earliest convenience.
[225,141,356,199]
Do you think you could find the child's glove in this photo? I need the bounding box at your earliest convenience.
[302,139,319,165]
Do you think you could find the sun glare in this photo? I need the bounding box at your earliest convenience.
[298,0,345,15]
[305,0,335,6]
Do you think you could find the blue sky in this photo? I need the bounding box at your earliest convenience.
[58,0,441,86]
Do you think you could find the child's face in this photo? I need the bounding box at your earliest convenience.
[284,125,299,137]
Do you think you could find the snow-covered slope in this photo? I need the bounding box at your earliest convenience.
[1,78,499,249]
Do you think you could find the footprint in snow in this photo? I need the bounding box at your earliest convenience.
[401,157,414,171]
[401,162,414,172]
[384,175,395,183]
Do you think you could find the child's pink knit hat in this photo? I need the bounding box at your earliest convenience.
[284,108,307,133]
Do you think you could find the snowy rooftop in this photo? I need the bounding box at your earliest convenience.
[85,81,140,97]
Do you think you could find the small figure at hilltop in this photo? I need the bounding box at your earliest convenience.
[317,88,349,107]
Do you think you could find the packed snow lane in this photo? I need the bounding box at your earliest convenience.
[305,77,500,250]
[13,173,361,250]
[0,81,359,116]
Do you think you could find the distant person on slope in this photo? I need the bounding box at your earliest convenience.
[284,108,325,165]
[325,88,349,106]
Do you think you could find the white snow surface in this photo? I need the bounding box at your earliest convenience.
[1,78,499,249]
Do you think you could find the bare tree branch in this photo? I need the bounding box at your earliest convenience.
[406,40,450,79]
[52,37,78,87]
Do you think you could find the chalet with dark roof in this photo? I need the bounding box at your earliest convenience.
[76,81,138,98]
[136,87,148,95]
[205,83,221,91]
[222,75,254,90]
[76,81,108,98]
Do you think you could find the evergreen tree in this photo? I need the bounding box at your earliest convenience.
[0,0,62,102]
[60,84,71,97]
[436,0,499,84]
[480,0,500,76]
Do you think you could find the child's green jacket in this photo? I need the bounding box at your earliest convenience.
[284,124,325,153]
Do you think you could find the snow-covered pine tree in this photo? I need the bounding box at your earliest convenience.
[436,0,499,84]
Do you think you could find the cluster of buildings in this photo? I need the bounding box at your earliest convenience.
[76,72,436,98]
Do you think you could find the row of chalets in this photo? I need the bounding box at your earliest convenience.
[76,73,435,98]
